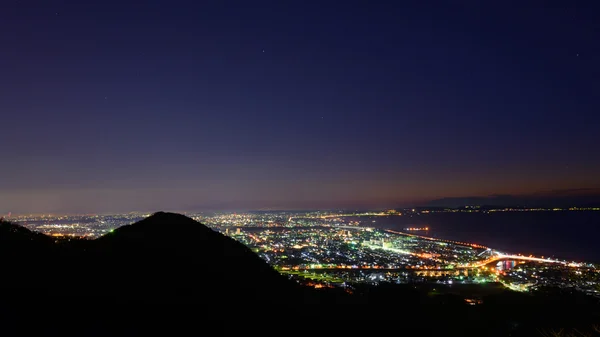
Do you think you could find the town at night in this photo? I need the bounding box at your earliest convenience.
[7,209,599,300]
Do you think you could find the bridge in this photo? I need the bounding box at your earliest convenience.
[465,252,569,268]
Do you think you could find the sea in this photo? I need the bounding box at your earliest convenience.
[349,211,600,263]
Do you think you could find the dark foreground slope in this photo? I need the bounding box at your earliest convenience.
[1,213,599,336]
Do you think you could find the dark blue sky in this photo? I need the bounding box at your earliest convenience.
[1,1,599,213]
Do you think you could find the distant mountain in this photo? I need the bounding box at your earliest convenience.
[424,190,600,208]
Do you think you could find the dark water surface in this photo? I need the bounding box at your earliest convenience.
[352,211,600,262]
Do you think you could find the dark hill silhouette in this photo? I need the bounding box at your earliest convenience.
[0,220,55,289]
[0,220,54,253]
[85,212,293,302]
[1,214,599,336]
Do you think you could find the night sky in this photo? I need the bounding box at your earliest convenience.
[1,1,599,213]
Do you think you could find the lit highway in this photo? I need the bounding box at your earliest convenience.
[467,253,580,268]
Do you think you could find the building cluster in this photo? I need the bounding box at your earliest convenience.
[498,261,600,297]
[229,226,502,285]
[12,213,147,238]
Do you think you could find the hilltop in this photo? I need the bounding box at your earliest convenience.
[87,212,295,302]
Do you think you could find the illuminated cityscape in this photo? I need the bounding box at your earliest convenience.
[7,208,599,298]
[3,1,599,333]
